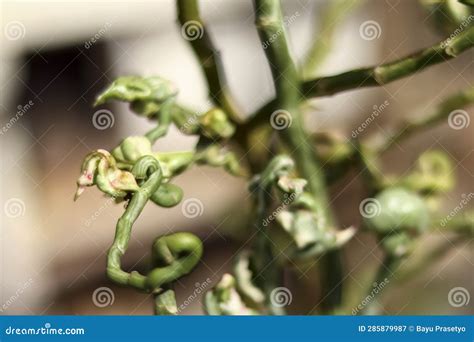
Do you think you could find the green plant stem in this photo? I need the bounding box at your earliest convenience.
[253,0,342,313]
[360,254,399,315]
[243,25,474,132]
[370,87,474,153]
[302,25,474,97]
[359,233,469,314]
[302,0,363,79]
[145,100,174,144]
[253,182,285,315]
[176,0,243,123]
[106,168,163,291]
[252,0,300,315]
[396,235,466,283]
[106,156,203,305]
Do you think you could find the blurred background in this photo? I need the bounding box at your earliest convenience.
[0,0,472,315]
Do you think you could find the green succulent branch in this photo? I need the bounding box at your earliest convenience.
[104,156,203,314]
[177,0,243,123]
[253,0,346,312]
[73,0,474,316]
[302,25,474,97]
[244,24,474,131]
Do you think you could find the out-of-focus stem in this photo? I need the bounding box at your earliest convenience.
[243,26,474,132]
[176,0,243,123]
[302,0,363,79]
[253,0,342,312]
[370,87,474,153]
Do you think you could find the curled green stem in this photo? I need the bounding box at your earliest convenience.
[105,156,203,316]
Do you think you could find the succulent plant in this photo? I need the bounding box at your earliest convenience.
[73,0,474,315]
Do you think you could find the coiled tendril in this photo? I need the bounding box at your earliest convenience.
[105,156,203,314]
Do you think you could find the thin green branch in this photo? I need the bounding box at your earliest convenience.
[302,0,363,79]
[396,235,467,284]
[106,163,163,291]
[105,156,203,317]
[243,25,474,132]
[361,232,470,314]
[370,87,474,153]
[253,0,329,207]
[302,25,474,97]
[253,0,343,312]
[359,254,398,315]
[177,0,243,123]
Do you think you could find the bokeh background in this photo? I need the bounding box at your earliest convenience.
[1,0,472,315]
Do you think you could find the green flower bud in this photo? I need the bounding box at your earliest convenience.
[199,108,235,139]
[112,136,153,163]
[95,76,177,117]
[400,150,454,194]
[364,187,430,234]
[382,232,413,258]
[195,145,245,176]
[75,149,139,200]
